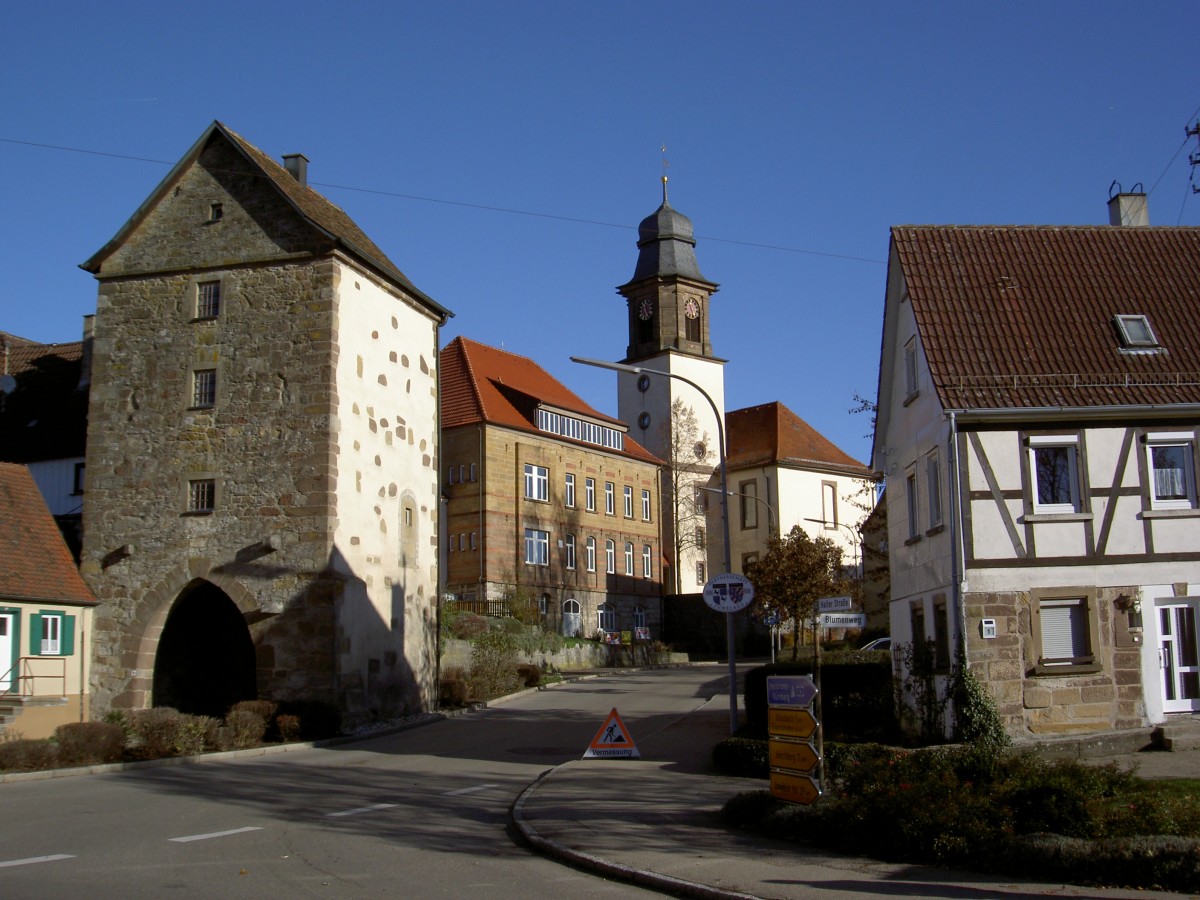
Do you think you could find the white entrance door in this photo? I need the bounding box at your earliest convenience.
[1158,599,1200,713]
[562,599,581,638]
[0,613,14,692]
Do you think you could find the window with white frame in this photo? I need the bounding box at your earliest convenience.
[192,369,216,408]
[565,533,576,569]
[1036,595,1094,667]
[624,542,634,575]
[634,606,646,629]
[642,489,651,521]
[1028,435,1080,513]
[1114,314,1159,349]
[524,528,549,566]
[605,481,615,515]
[31,611,74,657]
[585,477,596,511]
[597,603,616,633]
[565,473,576,508]
[40,613,62,655]
[926,451,942,528]
[623,485,633,518]
[524,464,549,502]
[642,544,652,578]
[905,467,919,539]
[605,539,615,574]
[586,536,596,572]
[1146,435,1197,509]
[904,336,918,399]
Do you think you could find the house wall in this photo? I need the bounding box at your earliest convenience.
[25,458,85,518]
[330,259,442,714]
[0,602,92,739]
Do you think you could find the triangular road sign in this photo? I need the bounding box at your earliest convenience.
[583,707,640,759]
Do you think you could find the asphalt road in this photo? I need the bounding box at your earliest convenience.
[0,666,735,898]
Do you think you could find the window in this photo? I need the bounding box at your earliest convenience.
[192,369,216,408]
[586,536,596,572]
[926,451,942,528]
[1146,435,1197,509]
[739,480,758,529]
[624,542,634,575]
[597,604,616,633]
[696,560,706,585]
[565,533,576,570]
[904,337,918,399]
[623,485,633,518]
[634,606,647,629]
[30,612,73,657]
[642,544,652,578]
[563,599,581,637]
[1036,596,1094,668]
[585,478,596,511]
[447,466,458,485]
[209,203,224,222]
[1028,435,1080,513]
[742,552,759,570]
[469,463,477,481]
[524,464,549,502]
[933,598,950,670]
[470,532,477,550]
[197,280,221,319]
[565,473,576,508]
[524,528,549,566]
[1114,314,1159,349]
[605,539,615,574]
[693,484,708,512]
[695,526,705,548]
[605,481,615,515]
[539,594,549,617]
[188,479,215,513]
[822,482,837,528]
[642,489,651,521]
[72,462,85,495]
[905,467,919,540]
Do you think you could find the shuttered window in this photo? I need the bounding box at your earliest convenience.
[29,612,75,657]
[1039,598,1090,665]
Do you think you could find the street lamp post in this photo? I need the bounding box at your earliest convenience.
[571,356,739,734]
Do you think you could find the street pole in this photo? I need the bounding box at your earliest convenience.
[571,356,739,734]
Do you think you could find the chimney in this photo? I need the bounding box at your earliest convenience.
[1107,183,1149,226]
[282,153,309,187]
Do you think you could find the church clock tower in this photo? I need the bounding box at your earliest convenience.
[616,178,725,593]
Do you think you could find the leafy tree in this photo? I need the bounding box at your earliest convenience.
[659,397,713,593]
[745,525,849,660]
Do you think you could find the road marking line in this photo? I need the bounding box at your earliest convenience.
[169,826,263,843]
[326,802,399,818]
[0,854,75,868]
[443,783,498,796]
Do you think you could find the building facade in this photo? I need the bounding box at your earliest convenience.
[873,197,1200,739]
[79,122,451,721]
[441,337,664,639]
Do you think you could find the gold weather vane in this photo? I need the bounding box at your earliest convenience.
[661,144,669,203]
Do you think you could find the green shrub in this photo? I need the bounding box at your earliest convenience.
[712,736,770,778]
[469,630,522,700]
[53,721,126,766]
[742,660,897,742]
[953,668,1010,750]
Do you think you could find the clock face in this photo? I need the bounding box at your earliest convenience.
[637,298,654,321]
[684,298,700,319]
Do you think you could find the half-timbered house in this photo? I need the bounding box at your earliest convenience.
[873,193,1200,740]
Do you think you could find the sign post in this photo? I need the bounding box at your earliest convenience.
[703,573,755,735]
[766,675,821,806]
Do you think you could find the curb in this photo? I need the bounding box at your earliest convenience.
[511,763,759,900]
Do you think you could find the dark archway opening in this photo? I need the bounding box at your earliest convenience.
[153,581,257,718]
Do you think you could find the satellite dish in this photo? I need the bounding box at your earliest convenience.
[0,374,16,395]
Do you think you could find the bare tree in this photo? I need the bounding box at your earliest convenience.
[659,397,713,593]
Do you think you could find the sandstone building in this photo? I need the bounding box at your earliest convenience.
[79,122,451,720]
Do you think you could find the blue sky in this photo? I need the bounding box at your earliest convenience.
[3,2,1197,462]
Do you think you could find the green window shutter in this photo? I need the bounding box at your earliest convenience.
[28,613,44,656]
[62,615,76,656]
[1,609,21,690]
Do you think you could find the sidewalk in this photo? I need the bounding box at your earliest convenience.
[511,696,1197,900]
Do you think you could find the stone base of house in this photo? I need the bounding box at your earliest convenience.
[441,638,687,674]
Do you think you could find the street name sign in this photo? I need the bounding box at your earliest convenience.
[766,675,817,709]
[769,739,819,774]
[820,612,866,628]
[702,573,755,613]
[768,707,818,740]
[770,770,820,805]
[817,595,853,613]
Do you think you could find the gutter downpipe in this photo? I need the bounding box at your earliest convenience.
[948,412,969,689]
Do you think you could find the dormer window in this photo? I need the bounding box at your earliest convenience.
[1114,314,1159,349]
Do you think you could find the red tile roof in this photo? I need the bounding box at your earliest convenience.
[725,401,872,476]
[440,337,660,463]
[893,226,1200,411]
[0,462,95,605]
[0,333,87,462]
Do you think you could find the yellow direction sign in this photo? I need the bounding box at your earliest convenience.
[769,739,819,774]
[583,708,641,759]
[768,707,818,740]
[771,769,821,805]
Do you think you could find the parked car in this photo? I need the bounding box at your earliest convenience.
[859,637,891,651]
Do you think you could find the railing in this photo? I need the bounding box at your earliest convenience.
[0,656,67,701]
[445,598,512,618]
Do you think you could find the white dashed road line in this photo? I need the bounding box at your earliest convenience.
[169,827,263,843]
[0,854,75,868]
[443,784,498,796]
[326,802,399,818]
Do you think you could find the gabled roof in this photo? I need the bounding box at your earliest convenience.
[440,336,660,464]
[80,121,450,321]
[0,462,95,606]
[725,401,873,477]
[892,225,1200,411]
[0,332,87,463]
